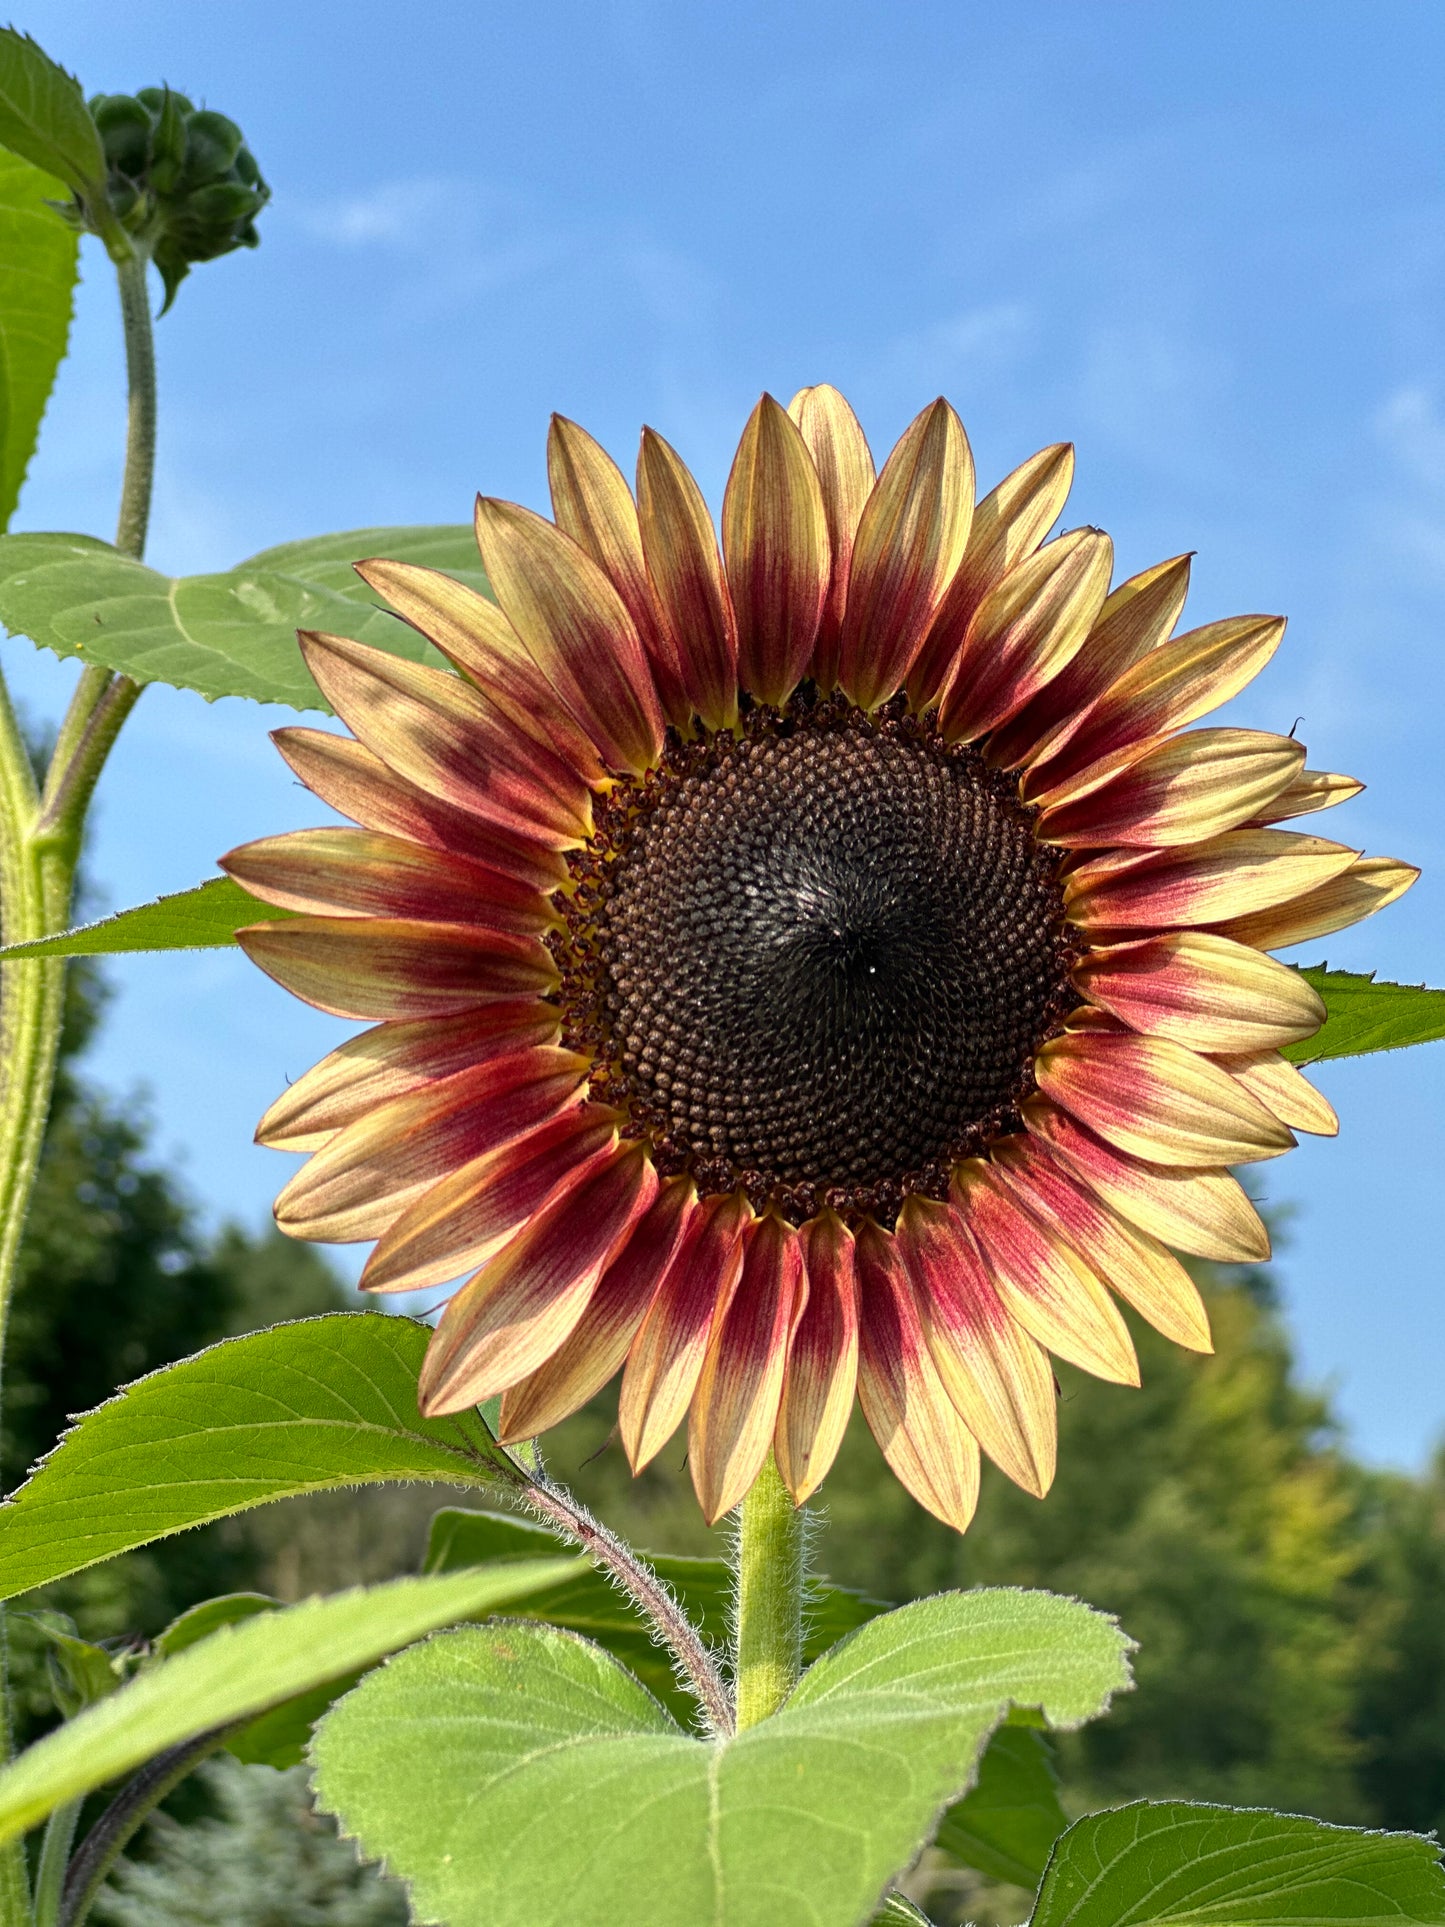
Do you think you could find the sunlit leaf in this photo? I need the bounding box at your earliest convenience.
[0,876,290,960]
[0,148,78,530]
[314,1589,1133,1927]
[1288,968,1445,1064]
[0,1314,513,1600]
[0,1562,583,1846]
[1031,1802,1445,1927]
[0,29,105,196]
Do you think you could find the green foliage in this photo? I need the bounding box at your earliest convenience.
[0,876,292,960]
[95,1756,409,1927]
[0,1560,582,1844]
[0,147,78,531]
[873,1900,935,1925]
[935,1725,1065,1890]
[1031,1802,1445,1927]
[314,1591,1131,1927]
[1289,970,1445,1064]
[424,1505,884,1725]
[0,1314,514,1600]
[0,525,485,707]
[0,28,106,198]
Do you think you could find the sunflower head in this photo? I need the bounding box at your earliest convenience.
[224,388,1418,1529]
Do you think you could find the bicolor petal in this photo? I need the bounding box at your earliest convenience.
[637,427,738,731]
[1063,828,1359,933]
[238,916,557,1021]
[788,384,875,690]
[1034,1028,1295,1165]
[855,1219,982,1532]
[837,398,974,711]
[418,1140,657,1414]
[775,1211,859,1504]
[689,1213,804,1523]
[619,1190,752,1471]
[1211,856,1419,951]
[1039,728,1306,849]
[1214,1049,1339,1138]
[1073,930,1326,1053]
[1246,768,1364,825]
[473,497,666,774]
[496,1176,697,1442]
[897,1196,1057,1497]
[723,394,829,706]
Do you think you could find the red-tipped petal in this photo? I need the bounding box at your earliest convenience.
[689,1213,804,1523]
[1039,728,1306,849]
[496,1176,697,1442]
[1022,1096,1270,1263]
[908,442,1074,709]
[1063,829,1359,933]
[298,630,590,847]
[990,1138,1211,1351]
[837,398,974,712]
[418,1140,657,1414]
[1211,856,1419,951]
[273,1046,590,1242]
[938,528,1114,744]
[239,916,557,1021]
[787,385,875,690]
[1025,615,1284,803]
[354,558,606,784]
[989,554,1192,771]
[637,427,738,731]
[619,1190,752,1471]
[272,728,568,893]
[221,829,555,936]
[1214,1050,1339,1137]
[1073,931,1326,1054]
[855,1219,982,1531]
[1035,1029,1295,1166]
[953,1162,1140,1385]
[360,1105,621,1293]
[546,414,690,728]
[473,497,666,775]
[775,1212,858,1504]
[896,1197,1057,1497]
[255,1002,560,1152]
[723,394,829,706]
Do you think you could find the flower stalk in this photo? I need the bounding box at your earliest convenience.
[733,1454,805,1730]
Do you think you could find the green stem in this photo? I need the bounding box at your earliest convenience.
[111,251,156,562]
[733,1453,806,1730]
[57,1731,231,1927]
[31,1801,81,1927]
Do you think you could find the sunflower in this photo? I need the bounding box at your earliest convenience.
[224,389,1417,1531]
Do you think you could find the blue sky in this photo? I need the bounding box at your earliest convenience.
[8,0,1445,1466]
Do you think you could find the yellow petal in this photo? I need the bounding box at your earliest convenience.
[722,394,829,705]
[1214,1050,1339,1137]
[1073,930,1327,1053]
[1211,856,1419,951]
[788,384,875,690]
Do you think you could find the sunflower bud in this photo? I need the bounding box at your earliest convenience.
[63,85,270,310]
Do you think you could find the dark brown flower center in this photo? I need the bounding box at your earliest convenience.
[554,694,1076,1222]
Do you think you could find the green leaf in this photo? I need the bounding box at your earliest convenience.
[0,29,105,196]
[152,1593,279,1659]
[872,1899,934,1925]
[0,524,485,708]
[935,1723,1066,1889]
[0,876,293,960]
[0,1561,583,1846]
[422,1506,887,1726]
[313,1588,1133,1927]
[0,148,78,531]
[1030,1802,1445,1927]
[0,1313,515,1601]
[1287,969,1445,1065]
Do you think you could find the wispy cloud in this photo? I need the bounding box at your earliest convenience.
[294,177,455,248]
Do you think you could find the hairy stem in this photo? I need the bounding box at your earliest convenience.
[57,1730,231,1927]
[733,1453,805,1730]
[519,1472,735,1736]
[112,251,156,562]
[31,1799,82,1927]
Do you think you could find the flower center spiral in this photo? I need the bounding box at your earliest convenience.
[555,694,1077,1222]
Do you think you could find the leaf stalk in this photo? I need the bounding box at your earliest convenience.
[732,1453,805,1729]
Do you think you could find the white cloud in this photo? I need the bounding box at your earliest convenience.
[294,178,454,248]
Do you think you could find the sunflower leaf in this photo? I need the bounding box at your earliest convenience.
[0,875,291,960]
[312,1590,1133,1927]
[0,525,486,708]
[0,29,105,197]
[422,1506,886,1725]
[1030,1802,1445,1927]
[0,1314,516,1600]
[871,1899,935,1925]
[1288,968,1445,1063]
[0,1562,584,1847]
[935,1723,1065,1888]
[0,148,79,532]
